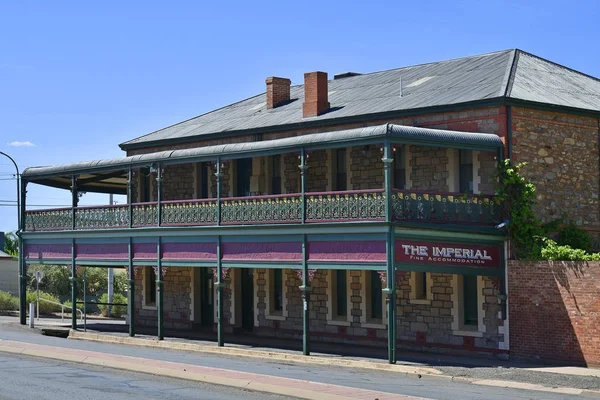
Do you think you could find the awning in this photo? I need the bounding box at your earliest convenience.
[23,123,504,194]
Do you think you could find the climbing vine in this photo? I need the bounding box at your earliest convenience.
[496,159,599,261]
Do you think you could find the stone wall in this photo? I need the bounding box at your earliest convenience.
[162,164,195,201]
[283,154,299,194]
[508,260,600,366]
[306,150,328,192]
[409,146,449,191]
[134,266,192,330]
[512,108,600,233]
[350,146,384,190]
[478,151,497,195]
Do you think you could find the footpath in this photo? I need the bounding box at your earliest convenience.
[1,316,599,399]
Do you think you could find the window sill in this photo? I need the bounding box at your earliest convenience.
[362,321,387,329]
[266,313,286,321]
[409,299,432,305]
[453,329,484,338]
[327,318,351,327]
[142,304,157,311]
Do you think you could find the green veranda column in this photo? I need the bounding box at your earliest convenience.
[18,179,27,325]
[128,237,135,337]
[299,149,307,223]
[382,141,397,364]
[216,236,224,346]
[299,234,311,355]
[157,237,164,340]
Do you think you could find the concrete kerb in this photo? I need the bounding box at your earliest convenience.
[68,330,442,377]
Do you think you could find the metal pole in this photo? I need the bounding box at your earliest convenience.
[215,158,222,226]
[107,267,114,317]
[71,176,78,229]
[128,237,135,337]
[0,151,26,326]
[156,164,162,227]
[382,140,396,364]
[299,149,307,223]
[128,168,133,228]
[71,239,77,330]
[83,268,87,332]
[36,278,39,321]
[300,234,311,355]
[216,235,224,346]
[157,237,164,340]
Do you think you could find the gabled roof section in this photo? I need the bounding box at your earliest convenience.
[120,49,600,150]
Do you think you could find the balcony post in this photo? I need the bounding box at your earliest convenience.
[299,149,307,223]
[216,235,224,346]
[19,179,27,325]
[70,239,77,330]
[215,158,223,225]
[157,237,164,340]
[299,234,311,355]
[156,165,163,227]
[71,175,78,230]
[382,140,396,364]
[128,237,135,337]
[127,167,133,228]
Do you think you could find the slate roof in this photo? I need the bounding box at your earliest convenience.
[119,49,598,149]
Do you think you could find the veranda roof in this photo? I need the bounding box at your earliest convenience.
[23,123,503,194]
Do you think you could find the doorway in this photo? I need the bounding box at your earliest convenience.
[241,268,254,330]
[193,267,214,329]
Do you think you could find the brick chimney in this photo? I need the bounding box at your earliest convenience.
[266,77,291,109]
[303,71,330,117]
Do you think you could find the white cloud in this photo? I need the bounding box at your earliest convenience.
[8,141,35,147]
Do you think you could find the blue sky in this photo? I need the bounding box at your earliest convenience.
[0,0,599,234]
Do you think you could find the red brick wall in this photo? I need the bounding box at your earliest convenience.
[508,260,600,366]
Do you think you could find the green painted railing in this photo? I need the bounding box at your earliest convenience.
[23,189,500,231]
[392,189,502,225]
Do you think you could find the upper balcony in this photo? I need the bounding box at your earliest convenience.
[21,124,505,234]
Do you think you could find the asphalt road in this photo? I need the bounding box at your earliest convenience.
[0,352,294,400]
[0,321,595,400]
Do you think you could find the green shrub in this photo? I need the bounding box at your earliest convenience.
[97,293,127,318]
[26,291,61,315]
[540,238,600,261]
[556,221,594,252]
[0,291,18,311]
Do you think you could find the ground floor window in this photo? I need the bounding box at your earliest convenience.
[410,272,432,304]
[327,269,350,325]
[266,268,287,320]
[143,266,157,309]
[361,270,386,328]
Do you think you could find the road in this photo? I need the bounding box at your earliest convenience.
[0,321,597,400]
[0,352,293,400]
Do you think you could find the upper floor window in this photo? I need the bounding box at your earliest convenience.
[271,155,282,195]
[459,150,473,193]
[140,167,151,202]
[394,147,406,189]
[335,148,347,191]
[236,158,253,196]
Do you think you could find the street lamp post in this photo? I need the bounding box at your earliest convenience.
[0,151,23,324]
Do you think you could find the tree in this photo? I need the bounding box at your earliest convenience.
[3,232,18,256]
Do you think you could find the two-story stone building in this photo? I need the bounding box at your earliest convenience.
[18,49,600,363]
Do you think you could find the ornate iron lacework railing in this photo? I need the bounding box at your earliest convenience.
[25,208,72,231]
[306,189,386,222]
[221,194,302,224]
[23,189,500,231]
[75,204,129,229]
[391,189,501,225]
[162,199,218,226]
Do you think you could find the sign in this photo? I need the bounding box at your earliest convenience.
[395,240,501,268]
[35,271,44,283]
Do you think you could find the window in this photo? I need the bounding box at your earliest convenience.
[410,272,432,304]
[451,274,484,336]
[368,270,382,319]
[266,268,286,320]
[195,162,209,199]
[327,270,350,325]
[144,266,157,308]
[236,158,253,196]
[360,270,387,328]
[139,167,151,202]
[393,147,406,189]
[459,150,473,193]
[335,148,347,191]
[271,155,282,195]
[462,275,478,326]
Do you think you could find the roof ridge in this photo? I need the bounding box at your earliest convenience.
[502,49,520,98]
